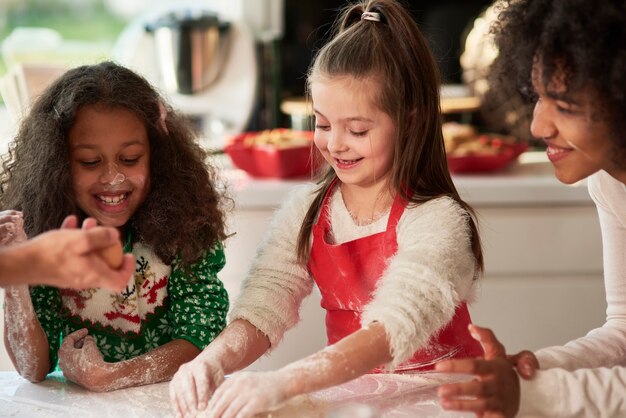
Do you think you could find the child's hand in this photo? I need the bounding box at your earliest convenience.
[435,325,522,418]
[202,371,290,418]
[169,356,225,418]
[58,328,112,392]
[0,210,28,247]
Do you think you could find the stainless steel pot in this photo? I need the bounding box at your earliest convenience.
[146,11,231,95]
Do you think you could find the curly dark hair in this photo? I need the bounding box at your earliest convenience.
[490,0,626,163]
[0,61,229,267]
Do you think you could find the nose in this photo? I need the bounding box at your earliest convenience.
[326,131,348,154]
[99,162,126,187]
[530,100,558,140]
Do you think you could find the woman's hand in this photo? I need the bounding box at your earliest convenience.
[0,210,28,246]
[30,215,133,291]
[169,356,225,418]
[58,328,113,392]
[201,371,290,418]
[435,325,528,418]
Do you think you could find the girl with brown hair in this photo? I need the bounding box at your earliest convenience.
[171,1,484,416]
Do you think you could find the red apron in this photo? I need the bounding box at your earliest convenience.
[307,183,483,372]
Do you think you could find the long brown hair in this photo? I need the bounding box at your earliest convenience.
[297,0,483,274]
[0,61,229,268]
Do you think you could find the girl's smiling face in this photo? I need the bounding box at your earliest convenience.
[530,63,617,184]
[311,75,396,193]
[69,105,150,228]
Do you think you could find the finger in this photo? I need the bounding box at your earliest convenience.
[220,395,248,418]
[438,380,491,398]
[235,403,260,418]
[82,253,132,292]
[81,217,98,230]
[194,369,211,411]
[61,215,78,229]
[169,379,187,418]
[436,358,478,374]
[80,227,120,253]
[440,397,489,413]
[65,328,89,345]
[206,383,232,418]
[181,375,199,417]
[511,351,539,379]
[469,325,506,360]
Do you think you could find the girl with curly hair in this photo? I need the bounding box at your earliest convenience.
[170,0,485,416]
[437,0,626,417]
[2,61,230,392]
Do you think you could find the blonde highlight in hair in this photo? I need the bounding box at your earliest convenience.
[297,0,483,274]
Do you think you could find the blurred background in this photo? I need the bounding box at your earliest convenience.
[0,0,512,146]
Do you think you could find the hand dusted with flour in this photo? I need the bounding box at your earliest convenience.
[1,62,230,391]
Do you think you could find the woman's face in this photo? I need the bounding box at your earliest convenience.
[311,75,396,193]
[530,63,620,184]
[69,105,150,229]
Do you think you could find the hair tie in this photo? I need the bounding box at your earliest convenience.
[361,11,381,22]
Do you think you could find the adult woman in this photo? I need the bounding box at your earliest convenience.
[436,0,626,417]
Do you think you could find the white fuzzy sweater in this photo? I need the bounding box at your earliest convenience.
[518,170,626,417]
[229,183,476,368]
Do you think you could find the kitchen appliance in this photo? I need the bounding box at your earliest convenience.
[113,0,284,149]
[145,11,232,95]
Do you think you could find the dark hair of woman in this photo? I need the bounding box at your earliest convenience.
[490,0,626,163]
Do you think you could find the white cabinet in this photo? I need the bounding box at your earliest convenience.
[468,205,605,353]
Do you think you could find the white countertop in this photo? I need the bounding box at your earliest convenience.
[0,371,473,418]
[221,152,591,210]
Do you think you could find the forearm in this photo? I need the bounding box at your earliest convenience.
[0,244,39,286]
[278,322,392,398]
[92,339,199,391]
[3,286,51,381]
[197,319,270,374]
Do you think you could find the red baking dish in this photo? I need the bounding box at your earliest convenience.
[447,142,528,174]
[225,130,324,178]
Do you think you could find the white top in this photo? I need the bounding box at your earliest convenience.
[518,169,626,417]
[229,183,476,368]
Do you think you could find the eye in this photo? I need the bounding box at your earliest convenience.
[315,124,330,131]
[350,130,368,137]
[555,101,574,114]
[79,160,100,167]
[120,156,140,165]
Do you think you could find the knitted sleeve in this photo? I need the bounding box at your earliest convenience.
[228,184,316,347]
[29,285,63,373]
[167,241,229,350]
[361,196,477,368]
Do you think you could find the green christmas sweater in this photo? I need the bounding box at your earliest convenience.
[30,237,229,373]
